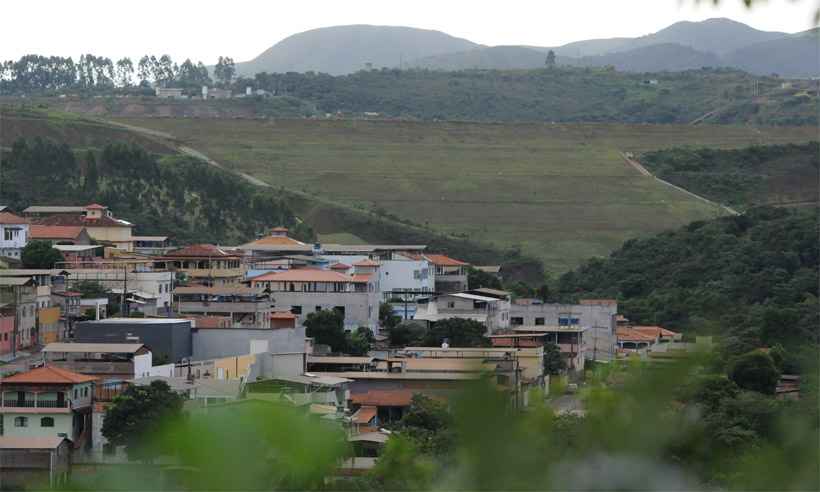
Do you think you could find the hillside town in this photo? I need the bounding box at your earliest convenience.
[0,201,721,486]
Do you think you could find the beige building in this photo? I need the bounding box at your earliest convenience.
[155,244,244,286]
[29,204,134,251]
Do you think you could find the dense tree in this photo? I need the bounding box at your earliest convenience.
[387,321,426,347]
[729,350,780,394]
[21,241,64,268]
[543,342,566,375]
[214,56,236,88]
[101,380,185,461]
[422,318,487,347]
[379,302,401,330]
[467,267,502,290]
[397,394,454,456]
[545,50,556,67]
[115,57,134,87]
[346,326,374,356]
[73,280,109,298]
[83,149,98,195]
[304,309,347,352]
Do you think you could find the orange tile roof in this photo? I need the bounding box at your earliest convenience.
[30,225,86,240]
[36,214,130,228]
[1,365,96,384]
[84,203,107,210]
[351,274,372,284]
[352,405,377,424]
[352,259,380,267]
[249,268,354,283]
[246,236,308,247]
[164,244,241,258]
[632,326,680,339]
[270,227,289,233]
[330,263,351,270]
[424,254,468,267]
[0,212,29,225]
[616,327,657,343]
[350,389,415,407]
[270,311,297,320]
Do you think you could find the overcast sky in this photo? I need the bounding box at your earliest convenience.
[2,0,816,64]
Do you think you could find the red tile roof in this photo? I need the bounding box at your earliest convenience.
[270,311,297,320]
[616,327,657,343]
[1,365,96,384]
[36,214,131,229]
[352,405,377,424]
[249,268,355,283]
[424,254,468,267]
[84,203,107,210]
[351,274,372,284]
[352,259,380,267]
[30,225,86,240]
[330,263,351,270]
[350,389,415,407]
[164,244,241,258]
[632,326,680,339]
[270,227,289,233]
[0,212,29,225]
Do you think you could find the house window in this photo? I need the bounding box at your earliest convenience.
[334,306,345,316]
[291,306,302,315]
[511,317,524,326]
[74,389,78,399]
[14,416,28,427]
[535,317,545,326]
[40,417,55,427]
[84,387,89,397]
[315,306,322,312]
[4,228,20,241]
[447,301,455,309]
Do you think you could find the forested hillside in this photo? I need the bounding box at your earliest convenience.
[557,207,819,356]
[641,142,819,209]
[247,67,816,125]
[0,138,309,244]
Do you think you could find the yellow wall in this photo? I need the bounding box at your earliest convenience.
[86,226,133,251]
[214,354,256,380]
[38,307,60,325]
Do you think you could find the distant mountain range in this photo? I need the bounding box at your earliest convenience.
[236,18,819,78]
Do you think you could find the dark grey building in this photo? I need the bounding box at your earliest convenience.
[74,318,192,363]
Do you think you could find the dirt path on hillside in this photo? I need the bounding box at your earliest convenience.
[621,152,740,216]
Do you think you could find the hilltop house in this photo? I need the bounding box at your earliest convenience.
[0,211,30,260]
[28,204,134,251]
[155,244,244,286]
[0,366,95,448]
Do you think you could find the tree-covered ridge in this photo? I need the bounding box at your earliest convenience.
[246,67,816,125]
[641,142,819,209]
[0,138,310,244]
[557,207,819,354]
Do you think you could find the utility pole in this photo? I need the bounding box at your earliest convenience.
[11,286,19,359]
[120,262,127,317]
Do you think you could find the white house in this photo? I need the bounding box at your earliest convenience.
[0,212,29,259]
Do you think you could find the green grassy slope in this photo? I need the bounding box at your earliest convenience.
[110,118,814,273]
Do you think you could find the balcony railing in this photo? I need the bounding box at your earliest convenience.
[1,399,69,408]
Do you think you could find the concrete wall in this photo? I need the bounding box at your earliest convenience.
[69,270,173,312]
[0,413,73,439]
[133,353,153,378]
[75,319,192,363]
[509,302,617,360]
[148,363,175,377]
[247,352,305,381]
[192,326,306,361]
[273,291,378,330]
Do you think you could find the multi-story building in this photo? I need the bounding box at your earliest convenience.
[173,285,272,329]
[414,291,511,332]
[28,204,134,251]
[155,244,244,286]
[322,255,434,303]
[425,254,469,293]
[0,366,95,449]
[132,236,173,256]
[0,277,37,351]
[0,307,15,359]
[510,299,618,361]
[67,267,174,316]
[247,269,379,331]
[0,211,29,260]
[0,269,68,345]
